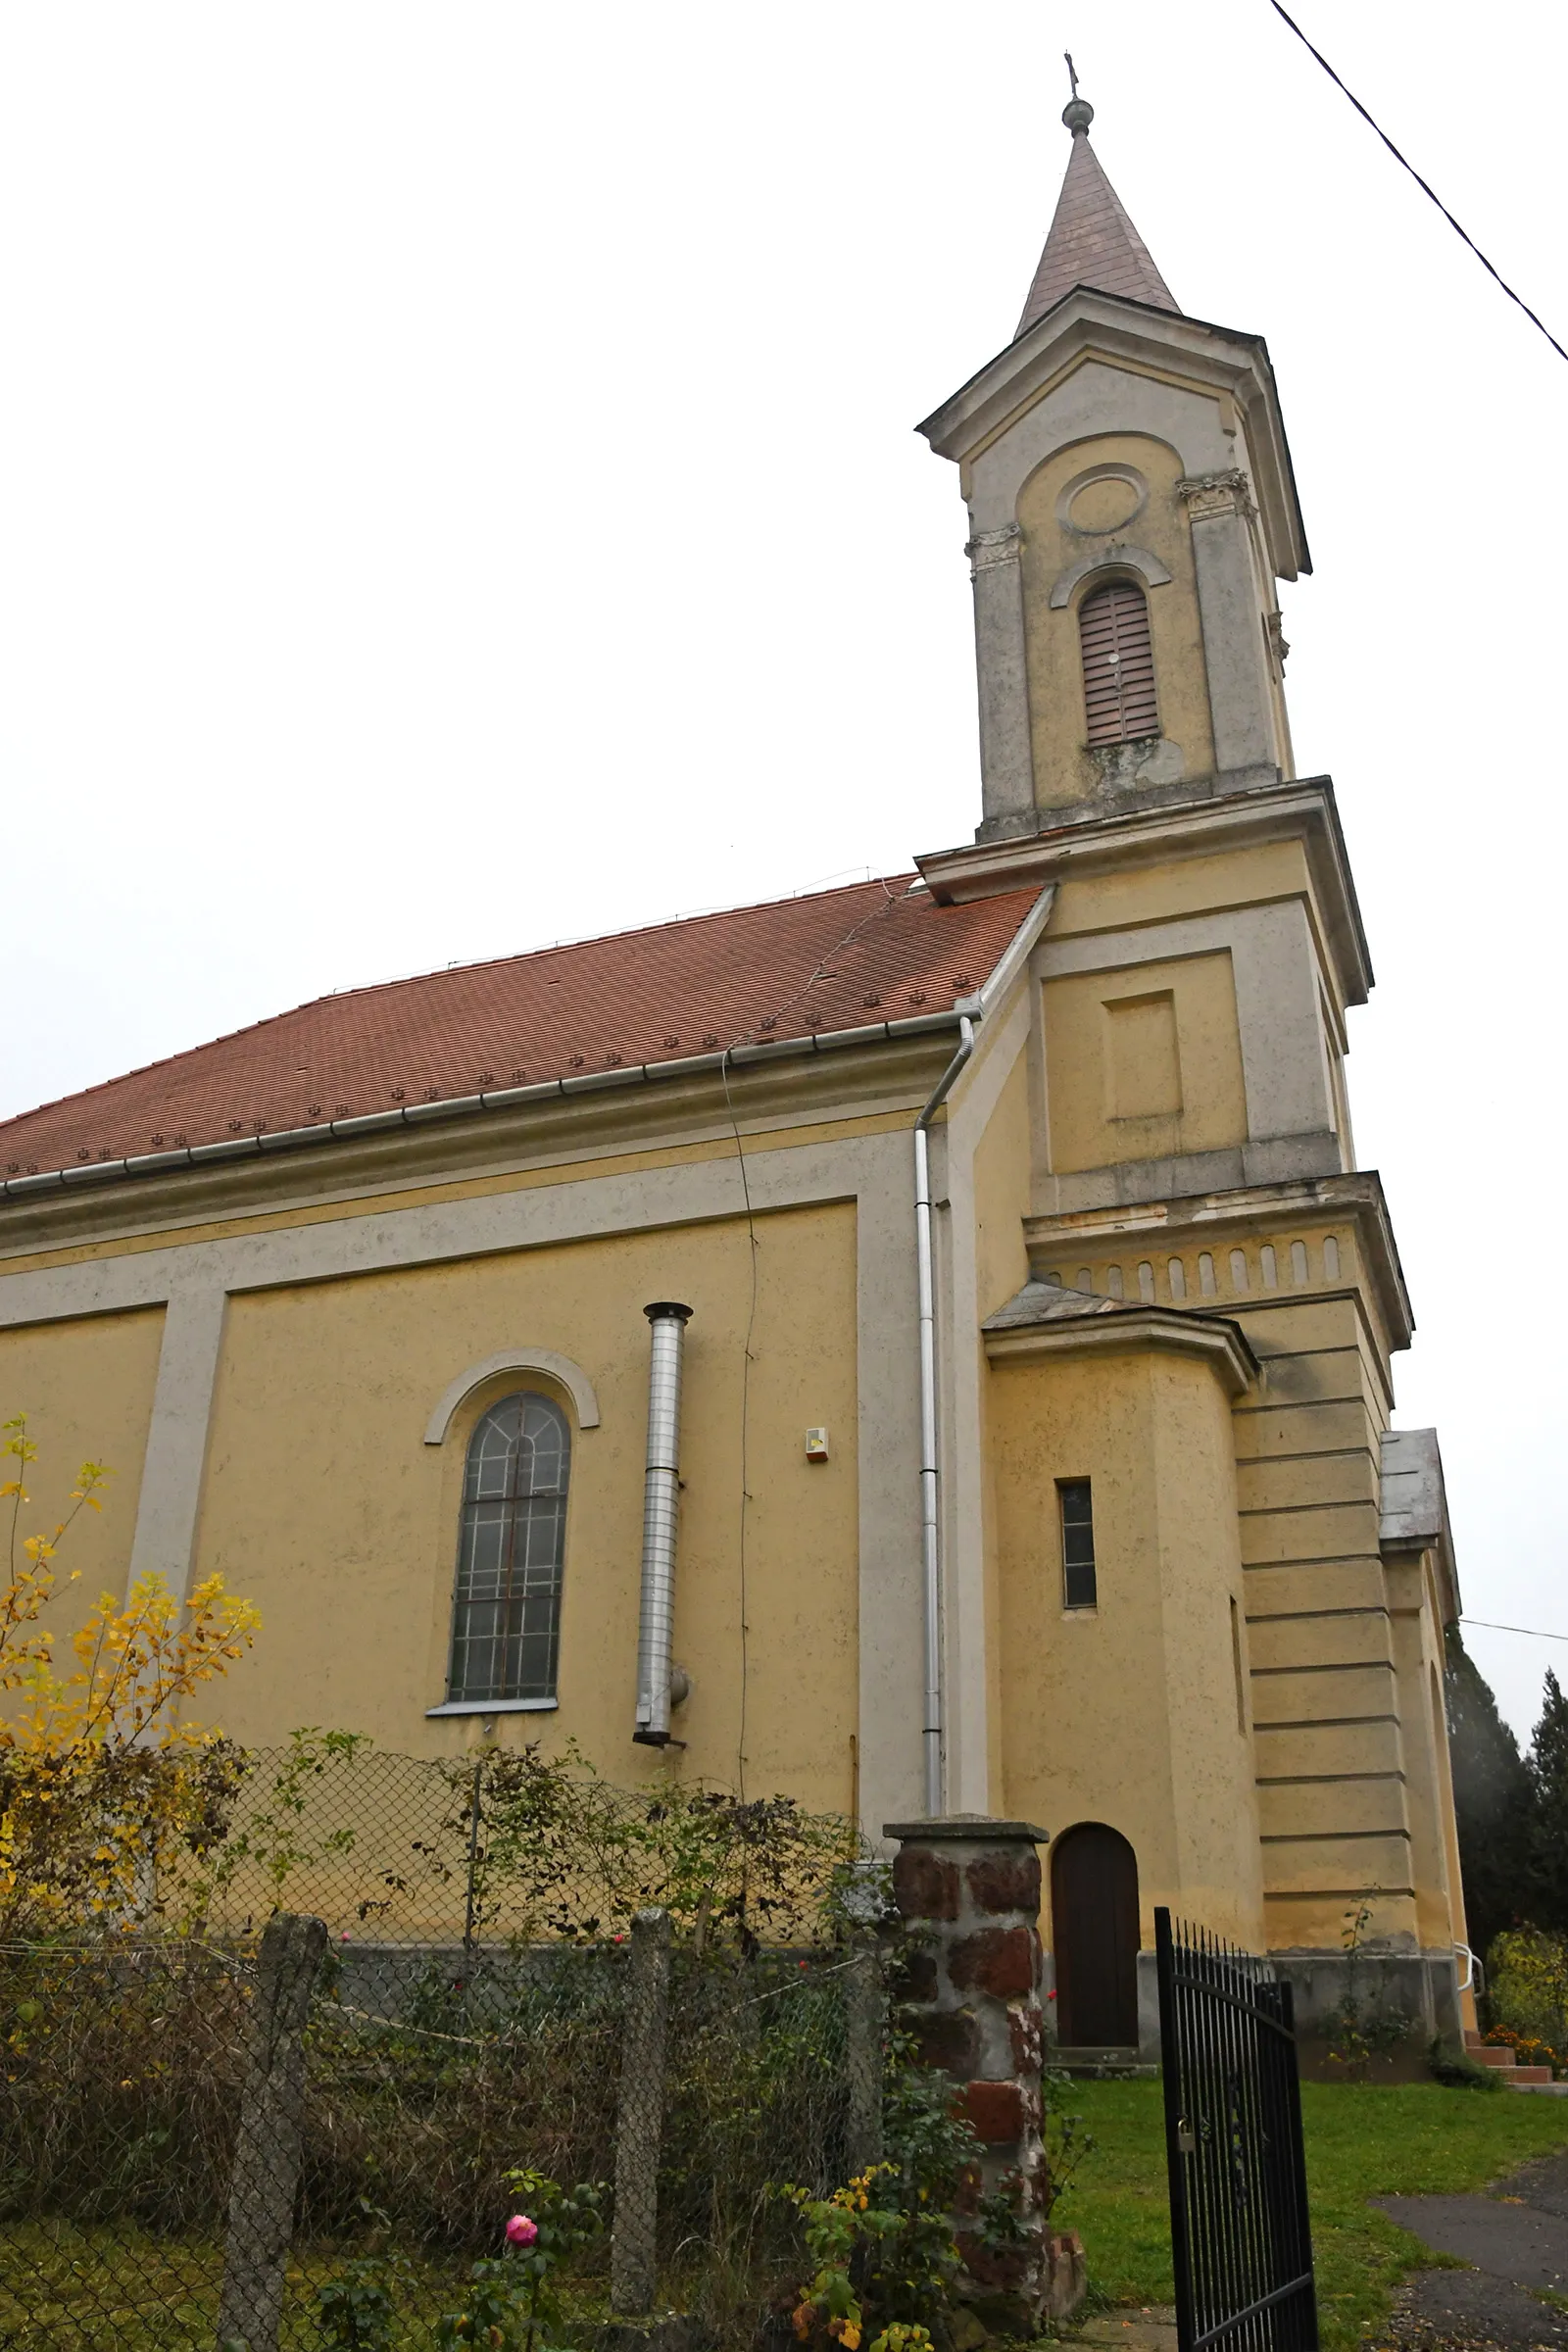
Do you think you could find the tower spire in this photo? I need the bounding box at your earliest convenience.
[1014,80,1178,338]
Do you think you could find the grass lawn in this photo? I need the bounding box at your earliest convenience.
[1055,2078,1568,2347]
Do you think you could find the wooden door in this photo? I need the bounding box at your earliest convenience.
[1052,1823,1140,2047]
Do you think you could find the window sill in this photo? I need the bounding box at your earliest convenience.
[424,1697,560,1717]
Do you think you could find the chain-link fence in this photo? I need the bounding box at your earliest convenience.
[0,1742,882,2349]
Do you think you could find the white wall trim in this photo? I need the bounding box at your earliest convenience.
[423,1348,602,1444]
[933,979,1038,1816]
[425,1696,559,1717]
[975,883,1056,1014]
[123,1284,228,1605]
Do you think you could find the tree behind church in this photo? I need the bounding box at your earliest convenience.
[1525,1668,1568,1938]
[1444,1627,1533,1958]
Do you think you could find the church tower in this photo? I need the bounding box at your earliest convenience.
[914,89,1467,2051]
[921,88,1303,838]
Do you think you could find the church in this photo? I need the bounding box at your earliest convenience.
[0,91,1470,2059]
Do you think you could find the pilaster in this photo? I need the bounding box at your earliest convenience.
[1178,470,1281,786]
[125,1281,228,1604]
[966,525,1037,839]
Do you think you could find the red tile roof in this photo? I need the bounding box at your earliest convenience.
[1016,122,1178,338]
[0,876,1041,1181]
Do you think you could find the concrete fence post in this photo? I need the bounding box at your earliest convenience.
[217,1910,328,2352]
[843,1946,885,2176]
[611,1905,671,2316]
[885,1816,1084,2332]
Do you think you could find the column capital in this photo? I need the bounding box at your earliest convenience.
[1177,468,1256,525]
[964,522,1023,578]
[1266,609,1291,673]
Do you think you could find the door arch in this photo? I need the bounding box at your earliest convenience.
[1052,1823,1141,2047]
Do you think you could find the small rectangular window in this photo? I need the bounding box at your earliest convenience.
[1058,1479,1097,1609]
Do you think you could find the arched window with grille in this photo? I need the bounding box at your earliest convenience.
[448,1393,570,1705]
[1079,575,1158,746]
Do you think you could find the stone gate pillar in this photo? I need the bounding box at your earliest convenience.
[885,1815,1084,2331]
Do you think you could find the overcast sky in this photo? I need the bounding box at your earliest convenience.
[2,3,1562,1740]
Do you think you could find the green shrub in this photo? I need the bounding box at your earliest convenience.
[1488,1927,1568,2072]
[1426,2039,1502,2090]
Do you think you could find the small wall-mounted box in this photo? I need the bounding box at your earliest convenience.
[805,1428,830,1463]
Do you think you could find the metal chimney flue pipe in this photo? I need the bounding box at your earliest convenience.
[634,1301,693,1745]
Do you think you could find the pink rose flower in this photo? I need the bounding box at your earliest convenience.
[506,2215,538,2248]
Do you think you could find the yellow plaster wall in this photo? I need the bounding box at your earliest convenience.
[1023,1204,1462,1959]
[0,1308,165,1642]
[1016,432,1214,810]
[1424,1583,1475,2022]
[192,1203,860,1812]
[1230,1286,1416,1952]
[1386,1549,1467,1952]
[990,1344,1263,1950]
[1042,951,1247,1173]
[1046,842,1312,945]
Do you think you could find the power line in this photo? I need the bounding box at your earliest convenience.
[1462,1616,1568,1645]
[1266,0,1568,367]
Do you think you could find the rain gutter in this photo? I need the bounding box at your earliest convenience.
[0,1008,969,1203]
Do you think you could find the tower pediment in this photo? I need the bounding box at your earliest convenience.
[917,288,1308,588]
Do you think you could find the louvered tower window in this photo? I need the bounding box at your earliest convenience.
[1079,577,1158,745]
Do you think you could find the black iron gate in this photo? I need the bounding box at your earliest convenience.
[1154,1908,1318,2351]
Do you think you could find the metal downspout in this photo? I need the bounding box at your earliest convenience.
[634,1300,693,1745]
[914,1014,975,1817]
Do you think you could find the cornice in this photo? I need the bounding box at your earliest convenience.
[915,775,1372,1011]
[1023,1167,1414,1356]
[983,1298,1257,1397]
[0,1020,963,1259]
[915,288,1308,583]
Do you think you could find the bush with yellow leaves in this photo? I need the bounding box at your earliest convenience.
[780,2051,979,2352]
[0,1413,259,1936]
[782,2166,942,2352]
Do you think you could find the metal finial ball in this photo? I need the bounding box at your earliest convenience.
[1062,96,1095,135]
